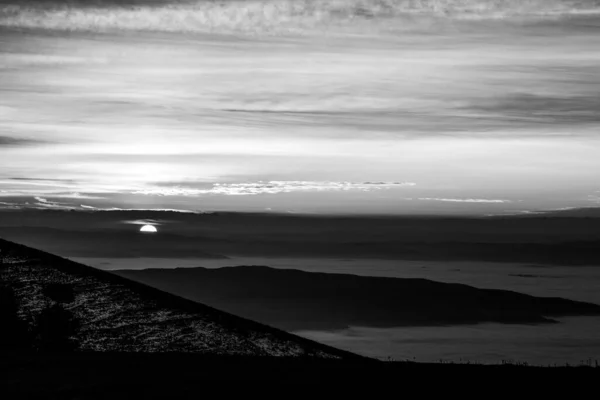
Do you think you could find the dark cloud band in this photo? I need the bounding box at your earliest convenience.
[0,136,49,147]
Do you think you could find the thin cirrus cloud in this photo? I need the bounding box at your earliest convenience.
[32,196,77,210]
[0,178,109,199]
[0,196,98,211]
[9,177,77,183]
[0,178,79,192]
[49,192,106,200]
[0,189,105,200]
[133,181,416,197]
[418,198,512,203]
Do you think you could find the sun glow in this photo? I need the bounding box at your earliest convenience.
[140,224,158,233]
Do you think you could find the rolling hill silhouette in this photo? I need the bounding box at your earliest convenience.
[117,265,600,331]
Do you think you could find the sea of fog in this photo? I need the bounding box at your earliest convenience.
[74,256,600,365]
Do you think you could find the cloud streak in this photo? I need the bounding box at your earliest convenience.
[0,189,105,200]
[418,198,511,203]
[9,177,76,183]
[32,196,79,210]
[469,93,600,125]
[133,181,416,197]
[0,136,49,147]
[0,200,20,209]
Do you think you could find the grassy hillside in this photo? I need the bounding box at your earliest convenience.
[1,0,599,35]
[0,237,361,358]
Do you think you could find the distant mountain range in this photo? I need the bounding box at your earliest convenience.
[0,238,358,359]
[116,265,600,331]
[2,209,600,265]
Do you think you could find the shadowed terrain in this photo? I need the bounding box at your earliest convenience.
[115,265,600,331]
[2,239,600,393]
[0,237,359,358]
[2,352,600,394]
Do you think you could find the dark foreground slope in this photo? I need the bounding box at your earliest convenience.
[0,238,358,358]
[2,352,600,395]
[117,265,600,331]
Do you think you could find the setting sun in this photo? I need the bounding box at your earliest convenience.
[140,224,158,233]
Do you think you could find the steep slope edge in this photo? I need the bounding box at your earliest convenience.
[0,238,364,359]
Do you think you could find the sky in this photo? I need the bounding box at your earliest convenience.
[1,27,600,215]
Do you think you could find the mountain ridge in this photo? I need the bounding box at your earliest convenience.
[116,265,600,331]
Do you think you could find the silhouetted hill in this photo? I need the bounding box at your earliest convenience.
[0,238,359,358]
[2,352,600,395]
[117,265,600,331]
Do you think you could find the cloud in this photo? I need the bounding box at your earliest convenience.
[0,200,20,209]
[0,187,106,200]
[418,198,511,203]
[9,177,76,183]
[0,178,77,191]
[31,196,105,210]
[489,206,599,217]
[468,93,600,125]
[80,204,98,210]
[0,136,50,147]
[527,207,579,214]
[53,192,106,199]
[121,219,166,226]
[32,196,77,210]
[588,191,600,202]
[3,196,103,211]
[100,207,202,213]
[133,181,416,196]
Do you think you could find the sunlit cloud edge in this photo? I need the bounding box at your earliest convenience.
[133,181,417,197]
[417,198,512,203]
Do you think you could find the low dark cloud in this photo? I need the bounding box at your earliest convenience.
[0,136,48,147]
[153,181,214,189]
[469,93,600,125]
[9,177,77,183]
